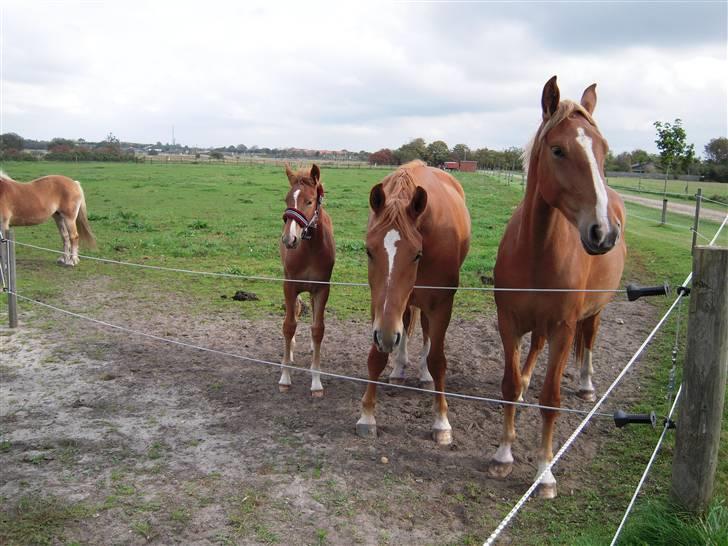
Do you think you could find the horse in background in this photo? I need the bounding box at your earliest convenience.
[278,164,335,397]
[489,76,627,498]
[357,160,471,444]
[0,171,96,266]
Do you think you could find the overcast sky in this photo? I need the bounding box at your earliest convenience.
[1,1,726,155]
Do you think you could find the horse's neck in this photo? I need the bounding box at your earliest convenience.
[520,174,573,255]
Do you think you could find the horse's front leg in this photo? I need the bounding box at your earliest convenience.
[388,306,412,385]
[535,322,575,499]
[52,213,72,266]
[425,300,454,445]
[279,285,299,392]
[576,314,601,401]
[418,311,433,389]
[519,331,545,401]
[356,344,388,437]
[489,314,522,478]
[309,287,329,397]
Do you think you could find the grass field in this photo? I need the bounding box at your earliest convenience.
[607,176,728,211]
[1,161,726,545]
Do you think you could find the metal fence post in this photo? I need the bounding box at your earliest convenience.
[1,229,18,328]
[671,246,728,513]
[661,198,668,225]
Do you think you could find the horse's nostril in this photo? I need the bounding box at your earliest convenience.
[373,331,379,347]
[394,332,401,346]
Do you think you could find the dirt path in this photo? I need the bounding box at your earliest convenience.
[1,280,659,545]
[618,192,727,222]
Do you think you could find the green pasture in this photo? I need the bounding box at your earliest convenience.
[1,161,726,545]
[607,175,728,211]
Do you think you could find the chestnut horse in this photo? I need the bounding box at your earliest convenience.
[278,164,335,396]
[357,160,471,444]
[488,77,627,498]
[0,171,96,266]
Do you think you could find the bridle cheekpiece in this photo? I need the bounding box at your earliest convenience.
[282,184,324,240]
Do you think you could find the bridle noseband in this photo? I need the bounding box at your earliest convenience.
[282,184,324,240]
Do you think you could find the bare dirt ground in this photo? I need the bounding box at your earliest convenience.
[1,278,658,545]
[618,192,727,222]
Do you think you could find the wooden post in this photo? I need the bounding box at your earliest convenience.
[671,246,728,513]
[691,188,702,253]
[1,229,18,328]
[661,198,668,225]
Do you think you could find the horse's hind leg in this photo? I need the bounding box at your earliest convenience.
[489,314,522,478]
[519,331,545,401]
[389,306,412,385]
[309,287,329,397]
[52,213,72,266]
[576,314,601,401]
[279,285,299,392]
[66,211,81,266]
[418,311,433,389]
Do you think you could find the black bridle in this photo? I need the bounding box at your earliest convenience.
[282,185,324,240]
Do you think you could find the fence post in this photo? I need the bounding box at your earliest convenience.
[691,188,702,253]
[1,229,18,328]
[671,245,728,513]
[661,198,668,225]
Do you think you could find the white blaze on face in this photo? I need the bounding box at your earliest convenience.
[289,189,301,239]
[381,229,401,313]
[575,127,609,236]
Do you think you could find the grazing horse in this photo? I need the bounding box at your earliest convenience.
[357,160,471,444]
[0,171,96,266]
[278,164,335,397]
[488,76,627,498]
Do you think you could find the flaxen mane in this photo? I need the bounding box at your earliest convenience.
[369,160,423,242]
[521,100,605,176]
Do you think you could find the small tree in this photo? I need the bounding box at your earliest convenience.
[451,143,470,161]
[426,140,450,166]
[704,137,728,164]
[0,132,23,151]
[369,148,395,166]
[654,119,695,193]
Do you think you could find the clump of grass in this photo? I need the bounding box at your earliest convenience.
[0,495,93,545]
[618,498,728,545]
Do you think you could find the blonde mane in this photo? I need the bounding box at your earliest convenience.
[0,170,15,182]
[521,100,604,176]
[369,160,424,242]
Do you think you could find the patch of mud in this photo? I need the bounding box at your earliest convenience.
[0,281,659,545]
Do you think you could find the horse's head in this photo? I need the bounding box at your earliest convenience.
[366,181,427,353]
[532,76,621,255]
[281,164,323,249]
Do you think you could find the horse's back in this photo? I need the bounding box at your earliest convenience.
[1,175,83,227]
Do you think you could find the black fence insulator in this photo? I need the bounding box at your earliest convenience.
[614,409,657,428]
[626,282,670,301]
[677,286,691,296]
[664,418,677,430]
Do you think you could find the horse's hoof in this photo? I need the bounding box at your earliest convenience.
[278,384,291,393]
[419,380,435,391]
[356,422,377,438]
[577,389,596,402]
[389,377,406,386]
[488,460,513,479]
[432,429,452,445]
[311,389,324,398]
[536,482,557,499]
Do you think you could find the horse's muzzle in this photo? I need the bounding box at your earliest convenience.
[581,222,620,255]
[373,328,401,353]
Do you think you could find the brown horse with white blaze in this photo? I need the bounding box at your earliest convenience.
[357,160,471,444]
[0,171,96,265]
[488,76,627,498]
[278,164,335,396]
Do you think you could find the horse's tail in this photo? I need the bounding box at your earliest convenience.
[573,320,586,368]
[74,181,97,249]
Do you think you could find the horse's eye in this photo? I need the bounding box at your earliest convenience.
[306,201,313,206]
[414,252,422,262]
[551,146,564,158]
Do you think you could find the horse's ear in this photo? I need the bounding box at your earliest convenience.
[408,186,428,219]
[285,163,296,186]
[370,183,386,214]
[541,75,560,120]
[310,164,321,183]
[580,83,597,115]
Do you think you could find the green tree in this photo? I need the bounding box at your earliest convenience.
[0,132,23,151]
[451,143,470,161]
[394,138,427,164]
[654,119,695,191]
[426,140,450,166]
[704,137,728,164]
